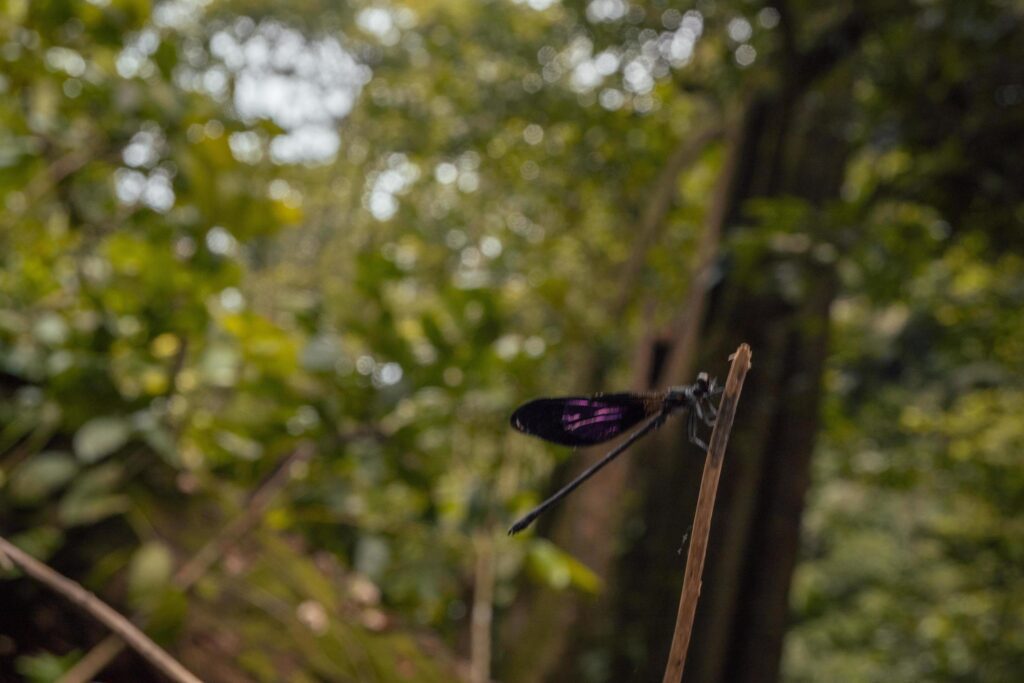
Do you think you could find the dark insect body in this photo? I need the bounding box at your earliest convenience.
[508,372,721,535]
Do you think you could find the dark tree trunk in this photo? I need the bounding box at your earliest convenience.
[606,74,855,683]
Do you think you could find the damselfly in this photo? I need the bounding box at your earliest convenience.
[507,373,721,535]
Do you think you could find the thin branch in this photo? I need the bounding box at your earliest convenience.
[610,122,724,320]
[58,442,316,683]
[662,106,748,387]
[0,535,202,683]
[661,343,752,683]
[469,531,495,683]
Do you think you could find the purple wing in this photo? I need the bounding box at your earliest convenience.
[510,393,660,446]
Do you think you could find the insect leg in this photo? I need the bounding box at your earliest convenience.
[702,397,718,425]
[687,409,707,451]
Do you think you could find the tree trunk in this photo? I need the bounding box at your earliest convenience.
[608,79,854,683]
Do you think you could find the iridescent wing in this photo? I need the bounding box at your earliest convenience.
[510,393,662,446]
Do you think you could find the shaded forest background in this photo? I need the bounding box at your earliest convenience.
[1,0,1022,682]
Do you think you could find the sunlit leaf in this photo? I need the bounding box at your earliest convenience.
[15,651,81,683]
[526,539,601,593]
[8,451,79,504]
[73,416,131,463]
[7,527,64,566]
[58,463,128,526]
[58,493,130,527]
[128,541,174,606]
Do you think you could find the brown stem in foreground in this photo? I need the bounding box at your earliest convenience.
[0,536,202,683]
[58,442,316,683]
[661,344,752,683]
[469,531,495,683]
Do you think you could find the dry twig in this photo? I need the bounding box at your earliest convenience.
[58,442,316,683]
[0,535,202,683]
[661,344,752,683]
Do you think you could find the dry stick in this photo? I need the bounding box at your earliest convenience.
[0,536,202,683]
[469,531,495,683]
[58,442,316,683]
[661,343,752,683]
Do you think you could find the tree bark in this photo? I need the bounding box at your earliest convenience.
[609,74,855,683]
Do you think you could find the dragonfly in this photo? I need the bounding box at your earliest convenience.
[507,373,722,535]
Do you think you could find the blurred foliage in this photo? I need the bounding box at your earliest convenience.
[782,4,1024,681]
[788,246,1024,682]
[0,0,1021,682]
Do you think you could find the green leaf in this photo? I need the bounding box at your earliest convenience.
[128,541,174,607]
[526,539,601,594]
[70,462,125,495]
[147,589,189,643]
[58,493,130,527]
[58,463,128,526]
[7,527,64,566]
[73,416,131,463]
[134,411,179,467]
[15,651,82,683]
[7,451,79,504]
[214,430,263,461]
[33,312,68,345]
[301,334,342,371]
